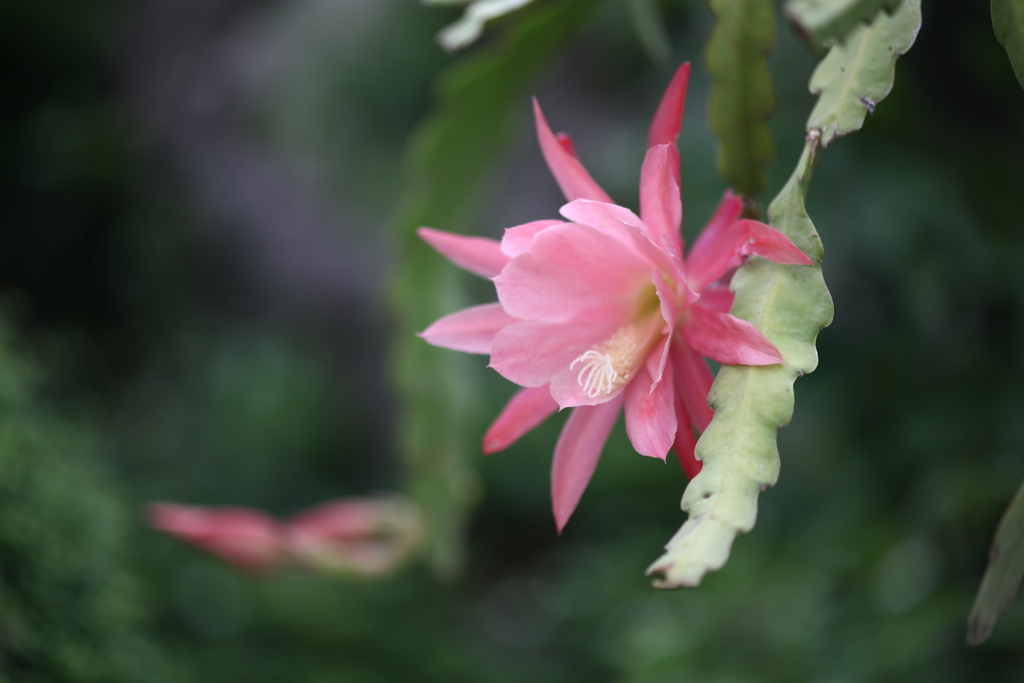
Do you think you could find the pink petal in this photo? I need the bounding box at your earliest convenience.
[533,98,613,204]
[558,200,677,277]
[639,144,684,257]
[672,414,702,479]
[551,396,623,532]
[149,503,283,573]
[697,286,735,314]
[418,227,509,279]
[500,219,565,258]
[685,190,744,276]
[671,335,714,431]
[624,360,676,460]
[682,304,784,365]
[648,63,691,149]
[646,63,691,186]
[645,332,672,387]
[686,218,813,293]
[420,303,517,354]
[490,319,618,388]
[494,222,652,323]
[483,385,559,454]
[556,132,576,156]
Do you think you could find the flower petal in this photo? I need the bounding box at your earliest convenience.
[483,385,559,454]
[686,218,813,293]
[682,304,784,365]
[500,219,565,258]
[624,360,676,460]
[551,396,623,532]
[420,303,517,354]
[418,227,509,278]
[494,222,652,323]
[533,98,613,204]
[671,335,714,431]
[646,63,691,186]
[685,190,743,275]
[490,319,618,388]
[672,409,702,479]
[639,144,684,257]
[558,199,678,277]
[697,286,735,314]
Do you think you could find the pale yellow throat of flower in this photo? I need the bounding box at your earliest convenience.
[569,284,666,399]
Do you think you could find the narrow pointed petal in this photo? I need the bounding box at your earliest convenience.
[500,219,565,258]
[648,63,691,149]
[491,319,617,388]
[639,144,684,256]
[647,63,691,186]
[149,503,283,573]
[671,335,714,431]
[683,304,784,365]
[697,286,735,314]
[418,227,509,278]
[494,222,652,323]
[533,99,613,204]
[686,218,813,293]
[552,396,623,532]
[483,385,559,454]
[672,413,702,479]
[420,303,517,354]
[624,360,677,460]
[686,190,744,271]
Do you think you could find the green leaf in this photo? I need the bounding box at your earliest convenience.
[647,136,833,588]
[967,476,1024,645]
[992,0,1024,90]
[806,0,921,146]
[705,0,777,198]
[784,0,903,51]
[389,0,602,577]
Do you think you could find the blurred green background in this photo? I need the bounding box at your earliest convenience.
[2,0,1024,680]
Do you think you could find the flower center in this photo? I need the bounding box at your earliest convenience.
[569,321,659,399]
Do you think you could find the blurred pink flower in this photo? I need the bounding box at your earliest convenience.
[418,63,811,531]
[148,503,283,573]
[149,496,425,578]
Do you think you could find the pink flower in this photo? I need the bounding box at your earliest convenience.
[149,497,425,578]
[417,63,812,531]
[148,502,283,573]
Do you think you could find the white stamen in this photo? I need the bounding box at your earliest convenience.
[570,351,618,398]
[569,325,647,399]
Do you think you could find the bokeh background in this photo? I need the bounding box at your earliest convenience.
[3,0,1024,681]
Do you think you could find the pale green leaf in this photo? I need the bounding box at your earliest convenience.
[785,0,902,51]
[705,0,777,198]
[626,0,673,66]
[967,476,1024,645]
[390,0,601,577]
[992,0,1024,91]
[806,0,921,146]
[647,136,833,588]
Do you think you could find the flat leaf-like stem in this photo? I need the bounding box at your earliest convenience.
[967,476,1024,645]
[705,0,777,198]
[647,134,833,588]
[785,0,902,51]
[992,0,1024,91]
[806,0,921,146]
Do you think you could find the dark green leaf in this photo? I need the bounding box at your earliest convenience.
[968,476,1024,645]
[389,0,603,577]
[705,0,777,198]
[992,0,1024,90]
